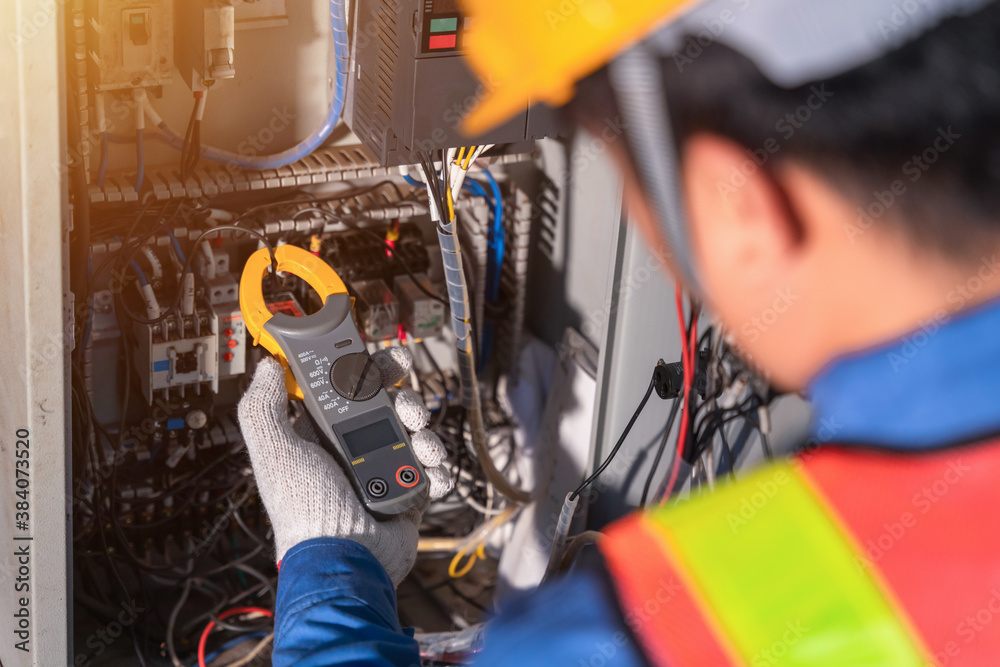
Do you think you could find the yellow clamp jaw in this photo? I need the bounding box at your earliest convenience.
[239,244,349,399]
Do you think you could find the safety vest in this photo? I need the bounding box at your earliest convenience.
[600,441,1000,666]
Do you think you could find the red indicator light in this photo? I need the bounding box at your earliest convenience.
[429,34,456,50]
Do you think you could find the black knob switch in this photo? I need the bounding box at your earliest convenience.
[330,352,383,401]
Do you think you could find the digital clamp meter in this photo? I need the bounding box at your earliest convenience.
[240,245,428,517]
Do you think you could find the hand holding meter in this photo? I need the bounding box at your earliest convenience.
[239,244,429,517]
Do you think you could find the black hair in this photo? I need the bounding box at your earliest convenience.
[568,1,1000,262]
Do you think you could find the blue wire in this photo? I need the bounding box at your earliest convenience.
[190,632,268,667]
[405,168,504,367]
[459,172,505,371]
[166,228,187,265]
[152,0,347,170]
[134,128,144,192]
[115,236,149,286]
[478,170,505,303]
[108,131,170,145]
[462,180,487,199]
[97,132,109,188]
[406,172,489,199]
[480,170,505,244]
[409,169,505,302]
[130,260,148,287]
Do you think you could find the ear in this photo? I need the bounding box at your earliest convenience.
[683,133,806,291]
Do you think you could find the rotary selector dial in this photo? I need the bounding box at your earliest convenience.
[330,353,383,401]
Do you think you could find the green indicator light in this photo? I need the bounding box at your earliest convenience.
[430,17,458,33]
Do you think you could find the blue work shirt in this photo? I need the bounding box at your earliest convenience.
[272,297,1000,666]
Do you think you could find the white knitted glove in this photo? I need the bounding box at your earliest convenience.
[237,348,453,585]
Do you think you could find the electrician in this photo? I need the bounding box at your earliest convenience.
[237,0,1000,664]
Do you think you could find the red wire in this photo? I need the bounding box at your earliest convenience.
[198,606,273,667]
[663,287,698,502]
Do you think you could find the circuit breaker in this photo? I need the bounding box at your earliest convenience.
[86,0,174,90]
[346,0,566,166]
[175,0,237,90]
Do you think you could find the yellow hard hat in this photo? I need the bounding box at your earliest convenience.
[458,0,701,136]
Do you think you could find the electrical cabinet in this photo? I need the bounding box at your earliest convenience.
[0,1,810,665]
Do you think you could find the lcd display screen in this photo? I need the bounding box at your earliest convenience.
[341,418,400,458]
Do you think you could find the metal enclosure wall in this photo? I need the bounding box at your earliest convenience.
[533,132,813,529]
[0,1,71,665]
[588,206,813,527]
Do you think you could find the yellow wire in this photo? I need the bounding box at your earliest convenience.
[462,146,477,170]
[449,543,487,578]
[455,147,467,165]
[446,186,455,222]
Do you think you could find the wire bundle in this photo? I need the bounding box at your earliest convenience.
[653,307,776,501]
[662,286,700,500]
[74,179,522,663]
[180,91,207,182]
[72,363,277,666]
[417,148,530,506]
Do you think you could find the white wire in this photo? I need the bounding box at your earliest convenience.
[417,163,444,223]
[448,144,492,201]
[141,246,163,280]
[216,633,274,667]
[166,578,195,667]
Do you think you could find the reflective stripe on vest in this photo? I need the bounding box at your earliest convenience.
[601,460,931,666]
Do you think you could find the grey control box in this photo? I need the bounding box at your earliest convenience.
[264,294,427,517]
